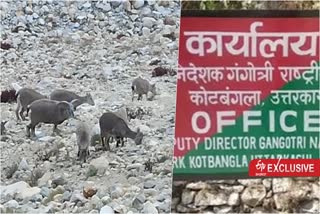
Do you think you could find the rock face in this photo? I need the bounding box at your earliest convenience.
[142,17,156,28]
[133,0,144,9]
[181,189,195,205]
[0,181,30,199]
[228,192,240,206]
[16,187,41,202]
[89,156,109,176]
[272,178,293,193]
[143,201,158,213]
[0,0,179,213]
[194,189,228,206]
[241,185,266,207]
[100,205,114,214]
[172,178,320,213]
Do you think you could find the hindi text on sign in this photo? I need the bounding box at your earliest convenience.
[185,21,319,58]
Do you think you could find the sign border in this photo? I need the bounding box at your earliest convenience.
[174,9,320,181]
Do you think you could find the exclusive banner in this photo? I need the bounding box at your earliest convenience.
[249,159,320,177]
[173,10,320,180]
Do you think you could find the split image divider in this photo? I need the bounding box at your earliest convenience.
[171,1,319,213]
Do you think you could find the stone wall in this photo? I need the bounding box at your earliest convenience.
[172,178,319,213]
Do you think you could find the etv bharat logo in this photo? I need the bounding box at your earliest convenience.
[255,160,266,176]
[251,158,284,177]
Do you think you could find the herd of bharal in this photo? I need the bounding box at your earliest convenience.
[4,76,157,164]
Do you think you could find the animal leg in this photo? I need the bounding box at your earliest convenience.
[83,151,87,163]
[77,146,80,158]
[15,102,21,121]
[78,151,83,162]
[19,107,26,121]
[101,135,110,151]
[131,91,135,101]
[115,136,118,147]
[108,136,113,144]
[105,135,111,151]
[27,123,36,139]
[31,126,36,138]
[119,137,122,147]
[100,136,104,148]
[101,136,105,149]
[26,124,31,137]
[23,108,30,119]
[137,94,142,101]
[119,137,123,147]
[121,137,125,147]
[78,150,85,163]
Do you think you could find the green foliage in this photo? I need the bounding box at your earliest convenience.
[200,1,225,10]
[224,1,243,9]
[181,1,201,10]
[181,0,319,10]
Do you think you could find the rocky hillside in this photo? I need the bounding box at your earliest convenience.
[0,0,180,213]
